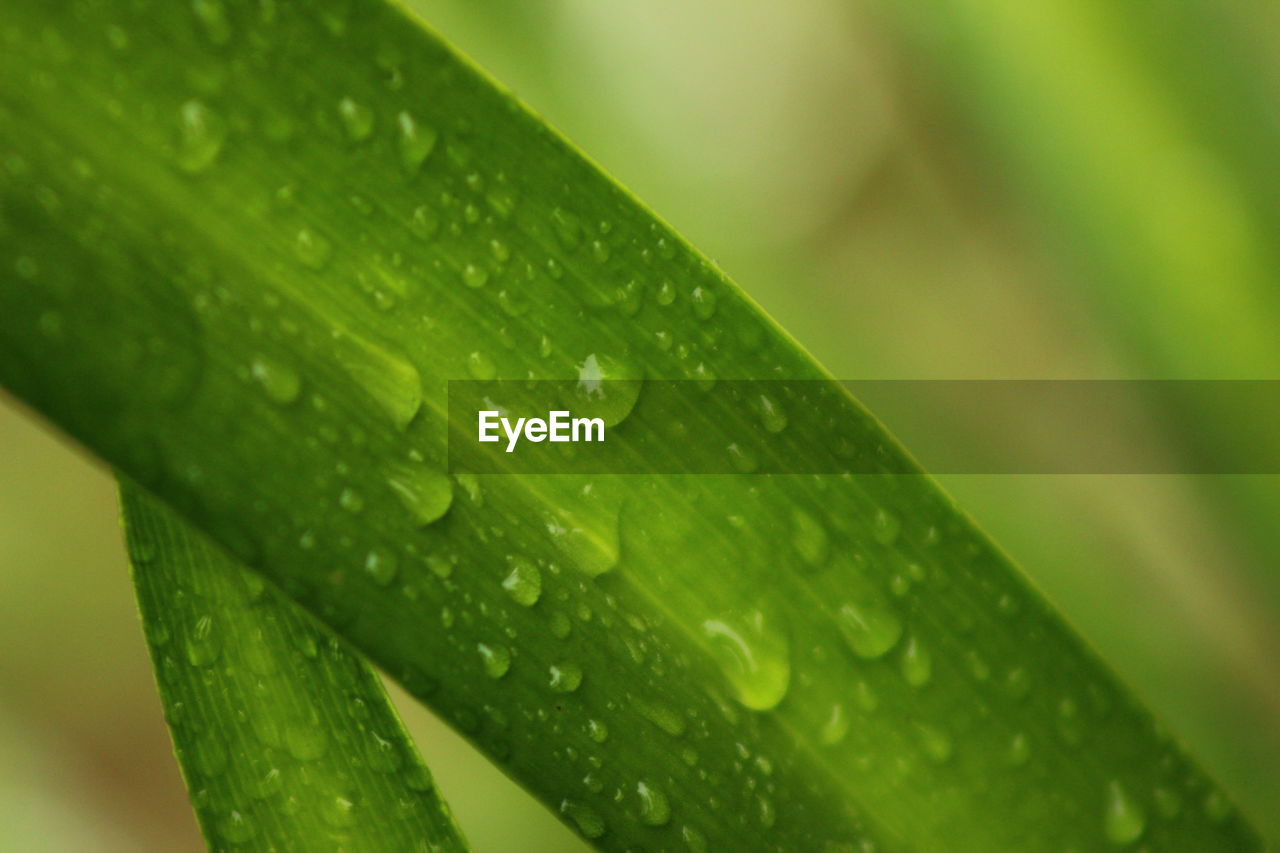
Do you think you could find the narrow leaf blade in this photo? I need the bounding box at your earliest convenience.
[122,483,470,852]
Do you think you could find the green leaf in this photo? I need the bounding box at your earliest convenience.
[0,0,1262,850]
[121,481,470,851]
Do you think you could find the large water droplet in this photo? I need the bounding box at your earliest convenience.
[363,546,398,586]
[636,781,671,826]
[916,722,952,763]
[337,96,374,141]
[838,600,903,660]
[548,662,583,693]
[397,111,437,174]
[184,614,220,666]
[293,227,332,270]
[216,810,255,844]
[335,337,421,429]
[574,353,643,427]
[176,99,226,173]
[791,509,829,568]
[250,355,300,404]
[756,393,788,433]
[820,703,849,745]
[560,799,605,839]
[502,557,542,606]
[701,608,790,710]
[637,700,686,737]
[385,464,453,525]
[1104,780,1146,846]
[690,286,717,320]
[551,206,583,249]
[900,634,932,687]
[477,642,511,679]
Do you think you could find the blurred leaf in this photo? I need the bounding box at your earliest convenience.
[122,483,469,851]
[0,0,1264,850]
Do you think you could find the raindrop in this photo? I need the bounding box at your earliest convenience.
[548,662,583,693]
[175,99,226,173]
[900,634,931,687]
[756,393,787,433]
[701,608,790,711]
[502,557,542,606]
[1104,780,1146,846]
[820,703,849,746]
[462,262,489,289]
[466,350,496,380]
[385,464,454,526]
[837,600,903,660]
[477,643,511,679]
[791,509,829,568]
[363,546,398,586]
[574,353,643,427]
[337,96,374,141]
[560,799,605,839]
[690,286,717,320]
[184,614,220,666]
[397,111,437,174]
[637,781,671,826]
[293,227,332,270]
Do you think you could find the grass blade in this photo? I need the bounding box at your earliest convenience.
[0,0,1263,849]
[121,482,469,851]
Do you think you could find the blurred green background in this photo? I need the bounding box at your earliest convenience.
[2,0,1277,848]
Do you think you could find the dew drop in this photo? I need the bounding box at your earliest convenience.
[560,799,605,839]
[477,642,511,679]
[216,810,255,844]
[396,111,437,174]
[690,286,717,320]
[586,719,609,743]
[575,353,643,427]
[284,721,328,761]
[1007,732,1030,766]
[385,464,454,526]
[248,355,300,404]
[175,99,226,173]
[637,700,686,737]
[337,96,374,141]
[461,262,489,288]
[656,280,677,306]
[701,608,790,711]
[467,350,497,380]
[363,546,398,586]
[548,662,583,693]
[410,205,440,240]
[184,614,220,666]
[838,600,903,660]
[791,509,829,568]
[900,634,932,687]
[756,393,788,433]
[872,508,901,546]
[820,703,849,746]
[501,557,542,606]
[682,825,708,853]
[551,206,583,249]
[637,780,671,826]
[338,487,364,513]
[916,722,952,763]
[1104,780,1146,846]
[191,0,231,45]
[293,227,332,270]
[321,794,357,828]
[335,335,424,427]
